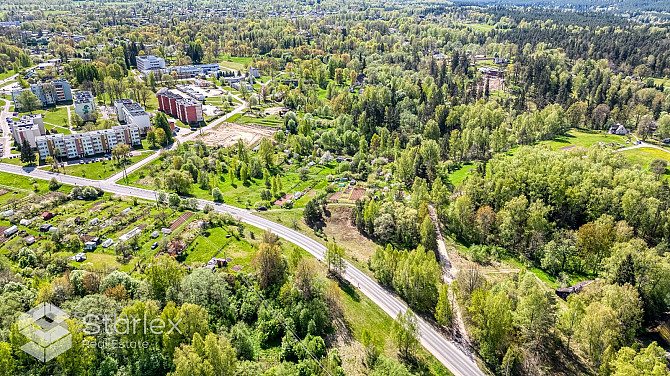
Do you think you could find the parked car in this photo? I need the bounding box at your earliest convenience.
[663,138,670,144]
[151,242,158,249]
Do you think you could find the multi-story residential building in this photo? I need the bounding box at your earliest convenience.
[114,99,151,131]
[73,91,96,121]
[8,114,46,147]
[157,88,204,125]
[136,55,166,73]
[12,79,72,109]
[36,124,142,160]
[144,63,219,78]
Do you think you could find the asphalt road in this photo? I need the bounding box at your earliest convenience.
[0,162,485,376]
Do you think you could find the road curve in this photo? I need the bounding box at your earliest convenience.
[0,163,485,376]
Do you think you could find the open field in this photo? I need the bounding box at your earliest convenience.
[541,129,629,150]
[195,122,277,148]
[622,147,670,177]
[57,152,155,180]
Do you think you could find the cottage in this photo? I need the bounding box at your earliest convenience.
[19,218,31,226]
[608,123,628,136]
[150,231,160,239]
[101,238,114,248]
[3,209,14,217]
[161,228,172,235]
[42,212,54,220]
[89,218,100,226]
[71,252,87,262]
[39,223,52,232]
[24,235,35,245]
[555,280,593,300]
[4,225,18,237]
[84,241,97,251]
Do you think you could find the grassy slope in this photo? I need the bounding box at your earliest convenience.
[59,153,155,180]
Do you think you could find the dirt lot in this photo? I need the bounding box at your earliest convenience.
[196,122,277,147]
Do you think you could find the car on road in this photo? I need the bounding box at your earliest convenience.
[663,138,670,144]
[257,206,267,211]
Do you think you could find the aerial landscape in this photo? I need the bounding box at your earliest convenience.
[0,0,668,375]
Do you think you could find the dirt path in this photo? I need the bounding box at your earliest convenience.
[427,205,471,347]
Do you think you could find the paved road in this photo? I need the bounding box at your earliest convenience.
[0,97,13,158]
[0,162,485,376]
[617,141,670,154]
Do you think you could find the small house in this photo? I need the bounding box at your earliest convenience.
[39,223,52,232]
[161,228,172,235]
[150,231,160,239]
[4,225,18,237]
[3,209,14,217]
[19,219,31,226]
[72,253,87,262]
[555,280,593,300]
[48,227,58,233]
[609,123,628,136]
[24,235,35,245]
[89,218,100,226]
[41,212,54,220]
[84,241,97,251]
[101,238,114,248]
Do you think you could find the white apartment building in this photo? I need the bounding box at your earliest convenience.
[8,114,46,147]
[114,99,151,131]
[73,91,96,121]
[36,124,142,160]
[136,55,166,73]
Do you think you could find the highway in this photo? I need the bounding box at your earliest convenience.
[0,162,485,376]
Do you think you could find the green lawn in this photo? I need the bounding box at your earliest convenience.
[236,114,282,127]
[621,147,670,178]
[541,129,629,151]
[59,152,155,180]
[219,57,252,71]
[449,163,475,187]
[42,107,70,127]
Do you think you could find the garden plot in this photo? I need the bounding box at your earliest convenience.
[196,122,276,147]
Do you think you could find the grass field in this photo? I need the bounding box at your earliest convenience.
[621,147,670,177]
[236,114,282,127]
[59,152,154,180]
[449,163,475,187]
[541,129,629,151]
[219,56,253,71]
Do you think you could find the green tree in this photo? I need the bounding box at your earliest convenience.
[155,112,173,144]
[15,90,40,113]
[468,288,514,364]
[608,342,670,376]
[435,284,453,327]
[391,310,419,359]
[19,139,36,165]
[253,242,286,291]
[212,187,224,202]
[325,242,347,277]
[145,255,185,300]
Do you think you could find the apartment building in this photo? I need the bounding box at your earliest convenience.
[36,124,142,160]
[157,88,204,125]
[73,91,96,121]
[8,114,46,147]
[114,99,151,130]
[136,55,166,73]
[12,79,72,109]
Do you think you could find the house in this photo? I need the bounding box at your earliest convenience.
[3,225,18,237]
[42,212,54,220]
[39,223,52,232]
[161,228,172,235]
[101,238,114,248]
[555,280,593,300]
[84,241,97,251]
[19,218,30,226]
[71,252,87,262]
[2,209,13,217]
[249,67,260,79]
[150,231,160,239]
[24,235,35,245]
[207,257,228,269]
[89,218,100,226]
[608,123,628,136]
